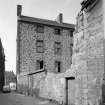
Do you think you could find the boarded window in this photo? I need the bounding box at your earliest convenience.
[36,40,44,53]
[55,61,61,73]
[36,25,44,33]
[54,28,61,35]
[54,42,62,55]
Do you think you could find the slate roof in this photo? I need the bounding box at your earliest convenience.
[81,0,98,10]
[18,15,75,29]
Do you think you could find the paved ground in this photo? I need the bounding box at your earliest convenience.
[0,92,59,105]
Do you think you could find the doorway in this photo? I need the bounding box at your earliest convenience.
[66,77,75,105]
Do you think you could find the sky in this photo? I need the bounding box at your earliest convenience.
[0,0,82,74]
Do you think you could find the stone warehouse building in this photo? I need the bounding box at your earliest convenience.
[16,5,75,97]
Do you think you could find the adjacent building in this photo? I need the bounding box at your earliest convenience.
[5,71,16,85]
[16,5,75,95]
[0,39,5,91]
[70,0,105,104]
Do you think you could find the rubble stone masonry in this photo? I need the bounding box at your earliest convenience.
[17,16,74,101]
[18,22,72,73]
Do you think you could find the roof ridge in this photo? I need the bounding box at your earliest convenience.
[18,15,75,29]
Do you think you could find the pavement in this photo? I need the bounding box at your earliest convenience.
[0,92,59,105]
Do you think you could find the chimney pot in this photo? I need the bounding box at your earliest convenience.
[56,13,63,23]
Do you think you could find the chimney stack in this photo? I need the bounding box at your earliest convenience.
[17,5,22,16]
[56,13,63,23]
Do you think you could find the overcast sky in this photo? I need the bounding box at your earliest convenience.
[0,0,82,74]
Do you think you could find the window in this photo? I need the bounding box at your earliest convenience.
[30,75,33,87]
[36,25,44,33]
[70,30,73,37]
[54,28,61,35]
[54,42,62,55]
[70,43,73,56]
[55,61,61,73]
[36,40,44,53]
[36,60,44,70]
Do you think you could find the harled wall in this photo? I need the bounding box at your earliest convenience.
[73,0,104,104]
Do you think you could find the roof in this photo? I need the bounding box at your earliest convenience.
[81,0,98,11]
[18,15,75,29]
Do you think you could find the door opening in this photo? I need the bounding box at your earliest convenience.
[66,77,75,105]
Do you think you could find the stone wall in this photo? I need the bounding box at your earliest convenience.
[72,0,104,105]
[18,22,72,74]
[17,22,73,100]
[39,73,66,104]
[31,72,46,96]
[17,73,29,95]
[17,21,73,102]
[17,72,66,104]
